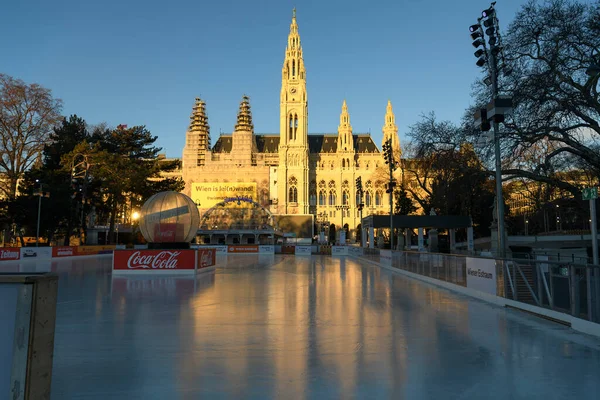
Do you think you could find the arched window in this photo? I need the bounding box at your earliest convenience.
[319,190,326,205]
[292,60,296,77]
[288,176,298,203]
[343,190,349,205]
[342,159,346,169]
[289,114,294,140]
[375,190,382,206]
[289,187,298,202]
[366,191,372,206]
[329,191,336,206]
[356,192,361,206]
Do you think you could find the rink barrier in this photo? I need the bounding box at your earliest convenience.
[112,248,217,274]
[351,249,600,339]
[1,273,58,399]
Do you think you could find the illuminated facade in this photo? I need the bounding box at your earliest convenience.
[181,10,403,235]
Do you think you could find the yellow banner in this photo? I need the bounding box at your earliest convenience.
[191,182,257,208]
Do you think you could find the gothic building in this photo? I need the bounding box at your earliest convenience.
[181,10,403,236]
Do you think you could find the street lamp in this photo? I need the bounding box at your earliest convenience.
[70,153,91,244]
[34,180,50,247]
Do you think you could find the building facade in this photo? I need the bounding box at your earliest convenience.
[181,10,403,236]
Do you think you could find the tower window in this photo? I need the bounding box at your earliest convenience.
[288,176,298,203]
[292,60,295,77]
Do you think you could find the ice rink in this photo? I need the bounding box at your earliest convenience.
[4,254,600,399]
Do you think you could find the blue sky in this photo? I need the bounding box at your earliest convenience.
[2,0,530,157]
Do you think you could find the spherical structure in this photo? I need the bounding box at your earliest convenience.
[138,191,199,243]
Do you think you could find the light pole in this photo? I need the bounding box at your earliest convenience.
[470,2,512,258]
[70,153,90,244]
[356,176,364,243]
[382,139,397,249]
[34,180,49,247]
[585,58,599,266]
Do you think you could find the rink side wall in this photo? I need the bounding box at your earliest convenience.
[349,249,600,339]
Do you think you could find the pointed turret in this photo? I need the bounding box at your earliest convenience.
[382,100,401,158]
[188,97,211,149]
[234,95,254,132]
[337,100,354,152]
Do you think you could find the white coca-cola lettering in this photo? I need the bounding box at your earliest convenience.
[1,250,19,259]
[157,230,175,238]
[127,251,181,269]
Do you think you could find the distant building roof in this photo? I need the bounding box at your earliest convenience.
[212,134,380,154]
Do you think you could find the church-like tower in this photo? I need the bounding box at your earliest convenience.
[382,100,401,160]
[278,8,309,214]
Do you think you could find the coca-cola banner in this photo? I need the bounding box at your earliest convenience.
[0,247,20,261]
[114,250,196,272]
[197,249,216,269]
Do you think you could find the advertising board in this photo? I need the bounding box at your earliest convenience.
[20,247,52,259]
[331,246,348,256]
[0,248,21,261]
[259,245,274,254]
[113,249,196,274]
[466,257,497,295]
[380,250,393,266]
[197,248,216,270]
[295,245,312,256]
[52,246,77,258]
[227,245,259,253]
[191,182,257,209]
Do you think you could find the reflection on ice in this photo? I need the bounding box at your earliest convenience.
[39,254,600,399]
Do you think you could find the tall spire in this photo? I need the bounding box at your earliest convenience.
[188,97,210,150]
[337,100,354,152]
[382,100,401,158]
[283,8,304,81]
[235,95,254,132]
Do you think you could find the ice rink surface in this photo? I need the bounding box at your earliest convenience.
[4,254,600,399]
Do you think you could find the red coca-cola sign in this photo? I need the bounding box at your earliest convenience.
[0,247,20,261]
[113,250,196,271]
[197,248,216,269]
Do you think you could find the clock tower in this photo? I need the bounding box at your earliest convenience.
[277,8,309,214]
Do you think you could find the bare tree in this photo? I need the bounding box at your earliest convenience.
[0,74,62,200]
[472,0,600,196]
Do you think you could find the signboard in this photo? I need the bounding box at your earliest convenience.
[259,245,274,254]
[52,246,77,258]
[583,187,598,200]
[380,250,392,266]
[20,247,52,259]
[113,250,196,273]
[191,182,257,209]
[0,248,21,261]
[331,246,348,256]
[466,257,497,295]
[295,245,312,255]
[227,245,259,253]
[197,248,216,269]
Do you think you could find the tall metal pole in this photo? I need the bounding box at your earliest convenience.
[389,165,394,250]
[490,48,506,258]
[36,183,42,247]
[591,198,598,265]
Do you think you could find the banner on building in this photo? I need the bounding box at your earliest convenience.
[191,182,257,209]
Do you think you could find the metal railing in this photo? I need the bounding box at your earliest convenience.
[356,248,600,324]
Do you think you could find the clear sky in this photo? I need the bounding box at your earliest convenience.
[2,0,530,158]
